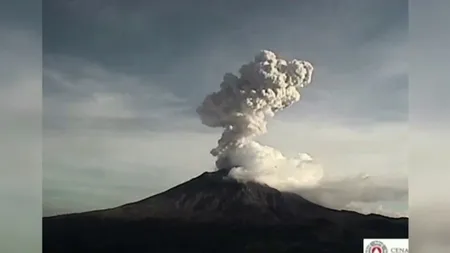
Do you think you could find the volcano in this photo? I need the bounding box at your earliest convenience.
[43,169,408,253]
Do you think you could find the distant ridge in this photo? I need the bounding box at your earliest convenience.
[43,169,408,253]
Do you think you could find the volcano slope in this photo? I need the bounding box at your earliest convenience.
[43,169,408,253]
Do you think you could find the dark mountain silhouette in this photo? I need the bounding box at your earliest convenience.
[43,169,408,253]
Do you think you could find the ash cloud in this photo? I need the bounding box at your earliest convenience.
[197,50,407,216]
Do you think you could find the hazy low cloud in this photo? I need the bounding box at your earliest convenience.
[0,26,41,253]
[0,26,41,201]
[409,128,450,251]
[408,1,450,250]
[43,57,217,214]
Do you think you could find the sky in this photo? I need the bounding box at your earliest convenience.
[0,1,41,252]
[0,0,449,252]
[42,0,408,216]
[408,0,450,251]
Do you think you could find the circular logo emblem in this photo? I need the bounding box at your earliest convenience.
[365,240,388,253]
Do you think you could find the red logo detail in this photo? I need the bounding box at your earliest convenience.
[371,246,382,253]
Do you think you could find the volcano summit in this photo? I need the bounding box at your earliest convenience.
[43,169,408,253]
[43,51,408,253]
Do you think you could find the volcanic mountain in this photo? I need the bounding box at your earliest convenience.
[43,169,408,253]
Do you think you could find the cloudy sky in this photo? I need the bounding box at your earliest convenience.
[0,1,41,252]
[1,0,449,252]
[409,0,450,251]
[41,0,409,216]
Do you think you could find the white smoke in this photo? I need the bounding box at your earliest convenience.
[197,50,313,159]
[225,141,323,189]
[197,50,407,217]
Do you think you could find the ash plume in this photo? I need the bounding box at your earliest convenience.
[197,50,407,216]
[197,50,322,187]
[197,50,313,160]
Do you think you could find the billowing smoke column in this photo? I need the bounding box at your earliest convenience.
[196,50,408,217]
[197,50,314,170]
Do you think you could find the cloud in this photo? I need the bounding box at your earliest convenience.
[191,50,407,216]
[43,0,408,219]
[43,56,218,214]
[408,1,450,251]
[409,128,450,251]
[0,26,41,198]
[0,26,42,252]
[226,119,408,216]
[44,0,407,122]
[44,55,192,132]
[43,56,408,217]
